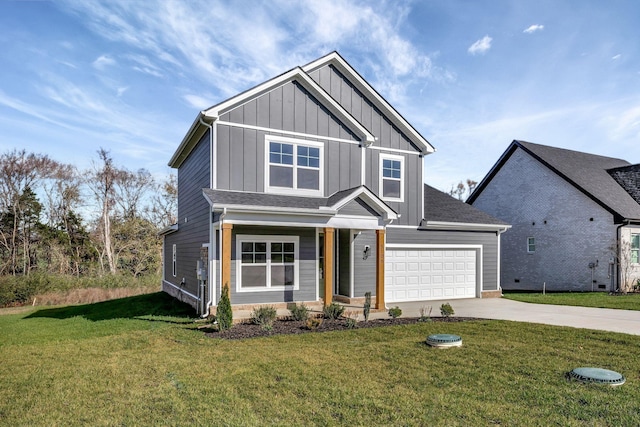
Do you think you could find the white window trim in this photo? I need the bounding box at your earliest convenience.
[527,237,536,253]
[236,234,300,292]
[631,233,640,264]
[379,153,404,202]
[264,135,324,196]
[172,244,177,277]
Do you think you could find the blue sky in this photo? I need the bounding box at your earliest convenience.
[1,0,639,194]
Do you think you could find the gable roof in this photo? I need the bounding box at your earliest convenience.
[302,52,435,155]
[202,185,397,221]
[421,184,509,231]
[468,140,640,221]
[169,52,435,168]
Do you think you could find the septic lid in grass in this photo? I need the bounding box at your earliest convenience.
[426,333,462,347]
[568,367,625,386]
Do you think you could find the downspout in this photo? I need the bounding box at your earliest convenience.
[199,115,215,318]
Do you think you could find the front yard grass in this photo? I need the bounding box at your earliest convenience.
[503,291,640,311]
[1,292,640,426]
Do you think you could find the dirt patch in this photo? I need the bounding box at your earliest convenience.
[204,316,474,340]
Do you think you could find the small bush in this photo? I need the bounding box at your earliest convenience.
[305,317,323,330]
[418,306,432,322]
[217,283,233,331]
[440,302,455,319]
[323,302,345,320]
[289,303,310,321]
[344,311,358,329]
[363,291,371,321]
[251,305,278,330]
[388,306,402,319]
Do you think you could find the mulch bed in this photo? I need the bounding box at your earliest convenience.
[204,316,475,340]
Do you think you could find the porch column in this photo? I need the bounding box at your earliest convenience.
[375,228,385,309]
[222,223,233,302]
[323,227,335,307]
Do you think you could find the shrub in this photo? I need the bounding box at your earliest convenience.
[388,306,402,319]
[363,291,371,321]
[305,317,323,330]
[217,283,233,331]
[323,302,345,320]
[289,303,310,321]
[440,302,455,319]
[344,311,358,329]
[418,306,432,322]
[251,305,278,330]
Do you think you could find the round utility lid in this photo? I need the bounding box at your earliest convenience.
[426,334,462,347]
[568,367,625,386]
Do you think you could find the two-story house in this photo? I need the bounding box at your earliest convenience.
[161,52,509,316]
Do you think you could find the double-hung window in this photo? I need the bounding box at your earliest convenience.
[237,235,299,291]
[172,244,177,277]
[266,136,323,195]
[380,154,404,202]
[631,234,639,264]
[527,237,536,253]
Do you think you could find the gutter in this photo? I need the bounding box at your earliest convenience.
[420,220,511,233]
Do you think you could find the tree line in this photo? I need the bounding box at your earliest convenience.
[0,148,176,280]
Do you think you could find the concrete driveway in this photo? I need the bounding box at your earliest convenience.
[389,298,640,336]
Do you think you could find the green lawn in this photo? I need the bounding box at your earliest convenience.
[503,291,640,311]
[1,293,640,426]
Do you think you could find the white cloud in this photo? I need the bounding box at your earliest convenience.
[612,54,622,60]
[468,35,492,55]
[92,54,116,70]
[523,24,544,34]
[182,94,212,110]
[117,87,128,97]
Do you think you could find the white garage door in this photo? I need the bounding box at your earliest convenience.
[385,248,477,302]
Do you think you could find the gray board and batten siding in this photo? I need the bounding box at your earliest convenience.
[308,64,425,226]
[226,225,317,305]
[386,228,501,292]
[164,131,211,300]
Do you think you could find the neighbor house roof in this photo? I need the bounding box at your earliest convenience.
[421,184,510,231]
[467,140,640,222]
[608,164,640,205]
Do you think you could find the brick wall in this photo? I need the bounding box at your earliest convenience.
[472,148,617,291]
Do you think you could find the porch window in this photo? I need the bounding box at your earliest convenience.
[380,154,404,202]
[266,136,323,195]
[527,237,536,253]
[237,235,299,291]
[632,234,639,264]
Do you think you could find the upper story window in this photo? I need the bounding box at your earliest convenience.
[527,237,536,253]
[380,153,404,202]
[266,136,323,196]
[631,234,639,264]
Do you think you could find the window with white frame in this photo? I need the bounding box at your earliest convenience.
[527,237,536,253]
[237,235,299,291]
[380,153,404,201]
[172,244,177,277]
[631,234,639,264]
[266,136,323,195]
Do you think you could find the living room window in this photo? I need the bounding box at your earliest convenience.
[266,136,323,195]
[380,153,404,202]
[237,235,299,291]
[527,237,536,253]
[631,234,639,264]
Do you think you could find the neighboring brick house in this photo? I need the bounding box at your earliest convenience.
[468,140,640,292]
[160,52,509,316]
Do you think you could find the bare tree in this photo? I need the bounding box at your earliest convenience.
[86,148,118,275]
[113,168,154,220]
[448,179,478,201]
[146,174,177,227]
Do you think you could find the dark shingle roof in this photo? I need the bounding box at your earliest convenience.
[203,188,330,210]
[423,184,508,225]
[515,141,640,220]
[608,164,640,205]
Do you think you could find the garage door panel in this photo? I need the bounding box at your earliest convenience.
[386,248,477,302]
